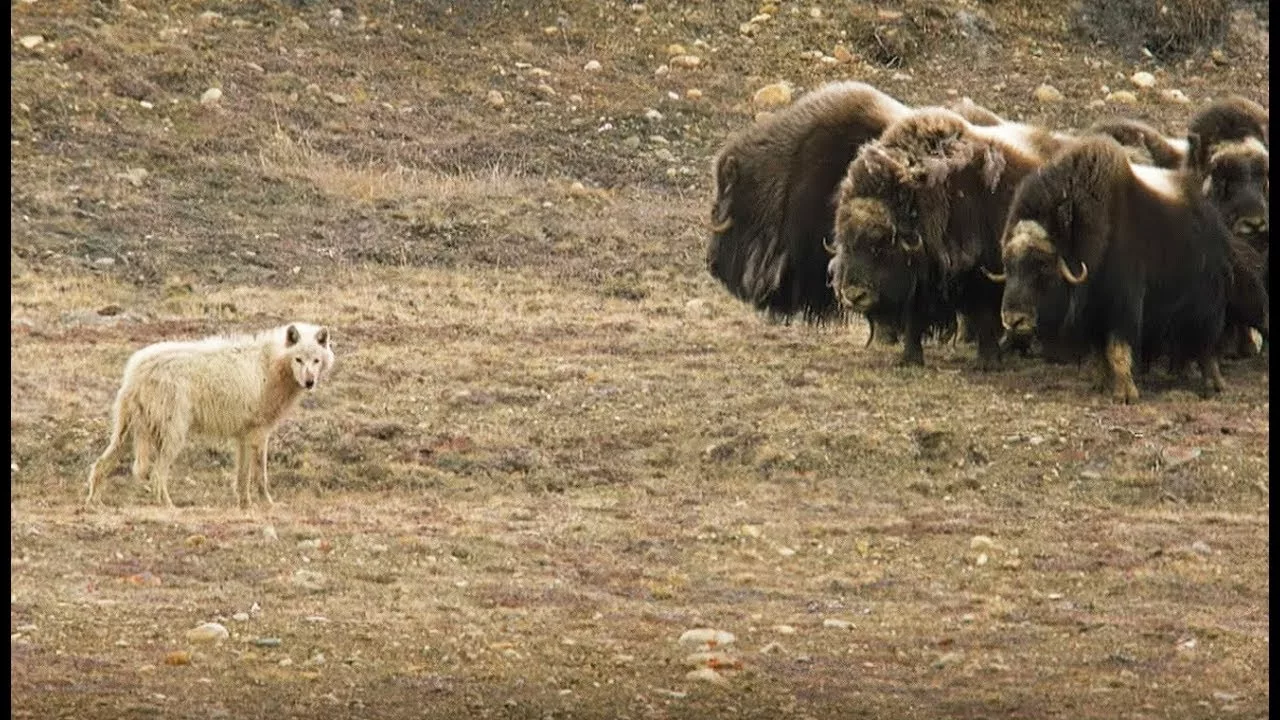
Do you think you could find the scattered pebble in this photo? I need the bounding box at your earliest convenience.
[678,628,735,648]
[669,54,701,69]
[253,637,283,647]
[486,90,505,109]
[644,108,663,121]
[200,88,223,105]
[823,618,854,630]
[685,88,703,101]
[1106,90,1139,105]
[685,666,729,685]
[326,92,350,105]
[165,650,192,666]
[186,622,229,644]
[1190,540,1212,556]
[969,535,995,551]
[1033,84,1064,103]
[772,625,796,635]
[583,60,602,72]
[18,35,44,50]
[753,82,793,110]
[263,525,279,542]
[1130,71,1156,89]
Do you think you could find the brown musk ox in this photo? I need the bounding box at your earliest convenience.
[990,135,1234,403]
[706,81,912,324]
[1184,96,1270,358]
[705,82,1010,328]
[825,107,1073,370]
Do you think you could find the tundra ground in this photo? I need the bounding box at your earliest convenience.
[10,1,1269,718]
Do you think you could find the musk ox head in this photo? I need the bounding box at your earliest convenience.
[989,219,1088,338]
[1192,134,1270,246]
[1186,97,1270,246]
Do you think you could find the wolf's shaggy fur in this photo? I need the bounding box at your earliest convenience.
[85,322,336,509]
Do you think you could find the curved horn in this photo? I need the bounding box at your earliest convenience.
[1057,256,1088,285]
[823,237,838,255]
[708,216,733,233]
[899,231,924,254]
[981,266,1006,283]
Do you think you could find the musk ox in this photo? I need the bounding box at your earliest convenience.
[706,81,912,323]
[1186,96,1269,246]
[826,108,1073,369]
[1183,97,1270,358]
[86,322,336,508]
[948,96,1004,127]
[991,136,1233,403]
[705,82,1011,325]
[1087,117,1189,169]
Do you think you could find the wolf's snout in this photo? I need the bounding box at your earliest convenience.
[305,379,316,389]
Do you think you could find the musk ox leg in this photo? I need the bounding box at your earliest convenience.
[1106,337,1140,404]
[971,311,1004,372]
[1196,354,1226,397]
[898,323,926,367]
[1089,349,1112,393]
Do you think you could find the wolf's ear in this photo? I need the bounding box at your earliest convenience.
[316,327,330,347]
[286,324,301,347]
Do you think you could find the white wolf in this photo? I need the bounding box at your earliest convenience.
[85,322,336,509]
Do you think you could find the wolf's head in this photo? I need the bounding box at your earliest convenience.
[283,323,335,390]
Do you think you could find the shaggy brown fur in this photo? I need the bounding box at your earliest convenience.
[706,81,911,322]
[1087,117,1188,168]
[828,108,1072,369]
[997,136,1233,403]
[947,96,1003,127]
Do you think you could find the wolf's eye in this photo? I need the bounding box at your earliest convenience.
[295,358,303,364]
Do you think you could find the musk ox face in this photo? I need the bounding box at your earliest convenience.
[995,219,1088,337]
[1201,137,1270,244]
[828,162,929,313]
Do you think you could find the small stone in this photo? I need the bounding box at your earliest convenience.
[654,148,675,163]
[200,88,223,105]
[822,618,854,630]
[933,651,964,669]
[18,35,44,49]
[654,64,669,77]
[1213,691,1243,703]
[291,569,326,592]
[186,622,230,644]
[772,625,796,635]
[263,525,279,541]
[832,44,854,63]
[534,83,557,97]
[1159,89,1190,104]
[685,667,729,685]
[809,7,822,18]
[776,546,796,557]
[753,82,793,110]
[678,628,735,648]
[253,637,283,647]
[750,13,772,23]
[290,17,310,31]
[326,92,349,105]
[969,535,995,550]
[685,88,703,101]
[583,60,602,72]
[1033,84,1064,103]
[975,553,989,566]
[622,135,641,149]
[1079,470,1102,480]
[669,54,701,69]
[1106,90,1139,105]
[1130,71,1156,89]
[1190,540,1212,556]
[644,108,663,121]
[485,90,505,109]
[139,100,154,109]
[1210,48,1228,65]
[164,651,192,666]
[568,181,590,197]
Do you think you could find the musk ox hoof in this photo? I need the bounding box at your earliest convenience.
[897,351,925,367]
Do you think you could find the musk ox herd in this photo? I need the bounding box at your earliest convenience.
[706,81,1269,404]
